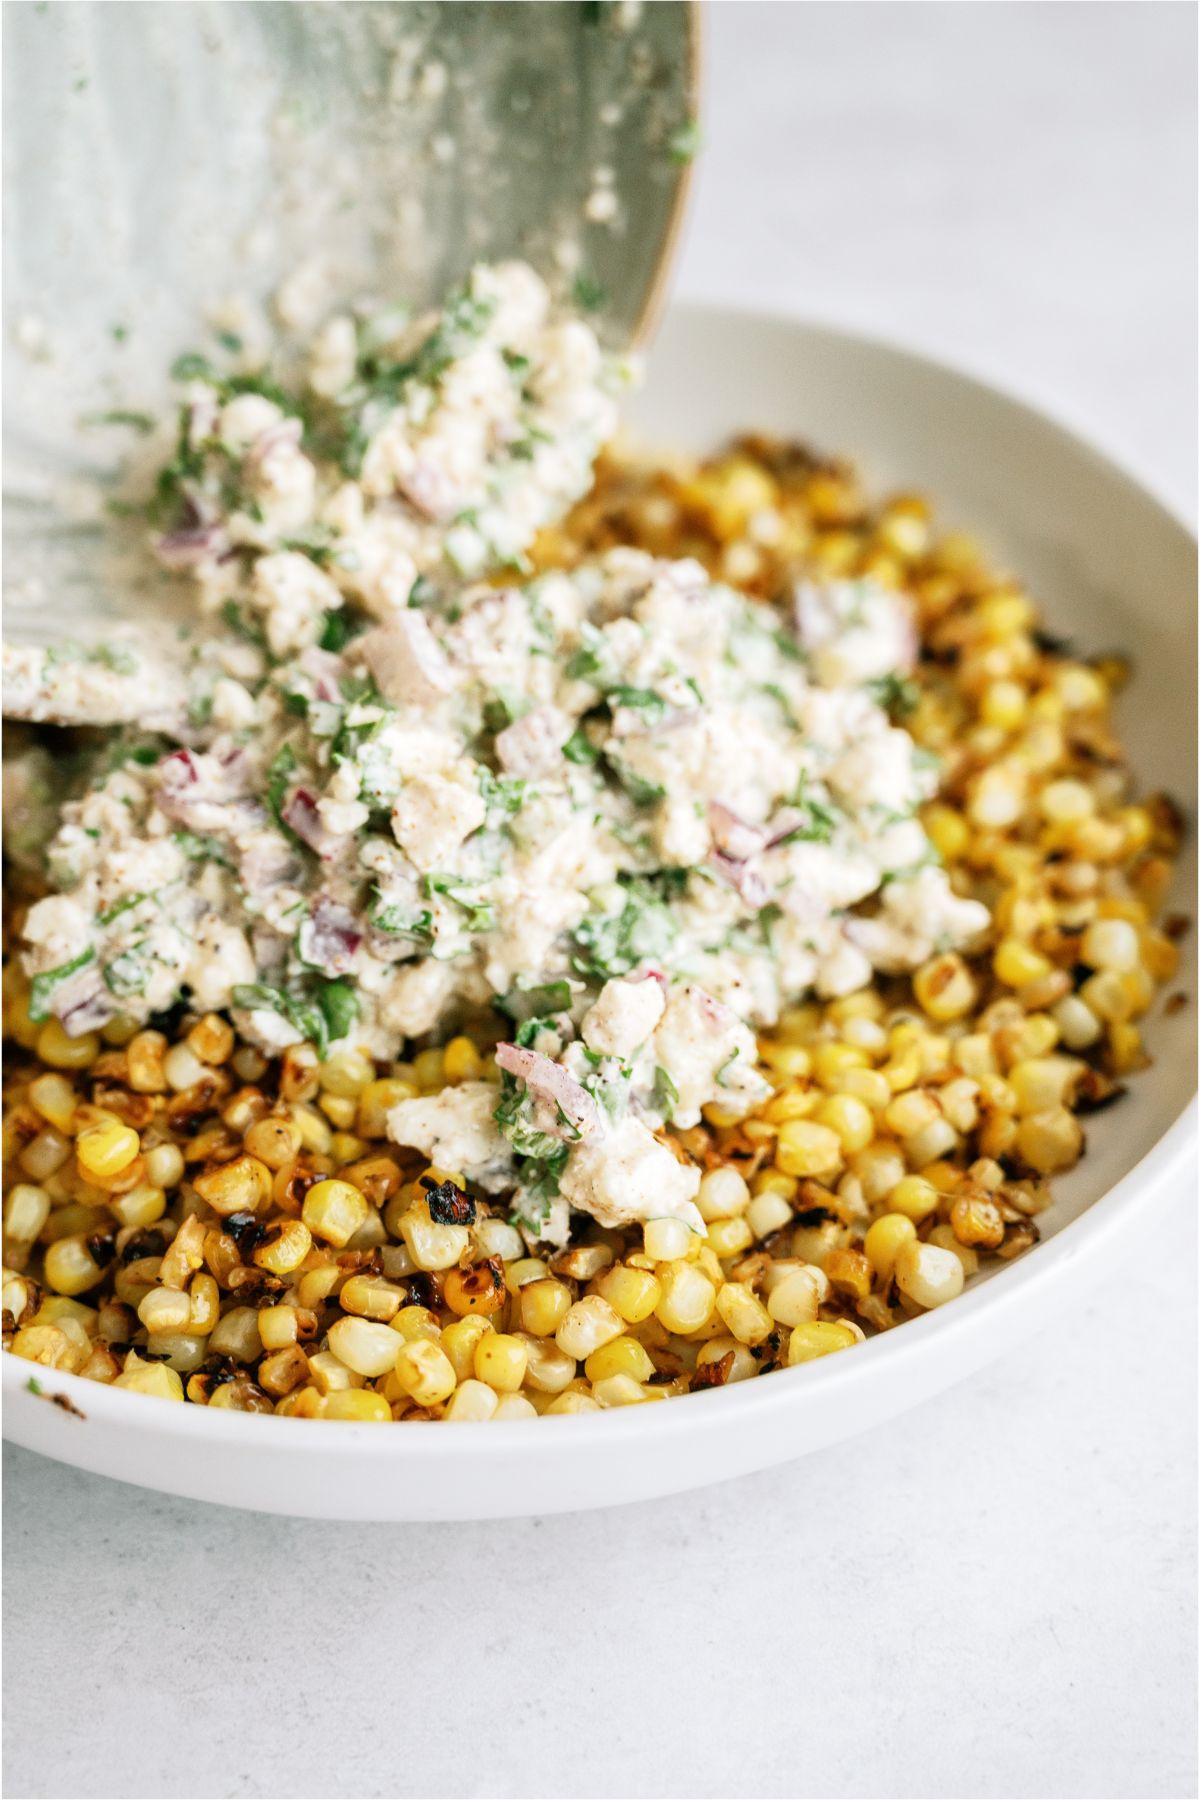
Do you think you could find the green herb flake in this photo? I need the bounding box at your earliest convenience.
[29,949,97,1023]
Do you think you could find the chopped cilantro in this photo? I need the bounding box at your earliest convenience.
[79,409,155,434]
[668,117,704,164]
[572,272,610,313]
[868,672,921,718]
[29,949,96,1022]
[652,1065,679,1122]
[562,727,599,765]
[571,875,681,979]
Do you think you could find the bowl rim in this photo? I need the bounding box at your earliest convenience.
[5,305,1196,1455]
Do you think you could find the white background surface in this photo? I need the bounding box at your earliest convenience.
[3,6,1196,1798]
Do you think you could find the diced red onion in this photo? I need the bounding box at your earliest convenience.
[298,897,362,975]
[494,1043,602,1140]
[708,800,769,861]
[282,789,341,861]
[710,851,770,910]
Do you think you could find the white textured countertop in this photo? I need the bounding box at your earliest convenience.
[4,7,1195,1798]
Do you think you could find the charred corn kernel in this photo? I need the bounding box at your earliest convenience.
[520,1334,577,1394]
[142,1143,183,1189]
[938,1078,980,1134]
[442,1036,483,1083]
[913,954,978,1022]
[503,1257,549,1294]
[814,1094,875,1153]
[243,1115,302,1169]
[338,1274,403,1321]
[356,1078,418,1139]
[124,1031,167,1092]
[887,1175,941,1222]
[473,1332,528,1393]
[864,1213,917,1281]
[746,1189,794,1239]
[137,1286,191,1334]
[28,1073,77,1133]
[43,1234,104,1297]
[1016,1108,1084,1173]
[714,1281,773,1346]
[321,1388,389,1422]
[696,1166,751,1221]
[193,1154,273,1218]
[113,1356,184,1401]
[4,1184,52,1244]
[758,1042,812,1078]
[163,1043,208,1092]
[950,1193,1005,1249]
[187,1014,235,1065]
[556,1295,624,1360]
[585,1336,655,1384]
[643,1217,694,1261]
[252,1218,313,1275]
[705,1215,754,1258]
[327,1316,402,1379]
[519,1277,572,1337]
[10,1323,86,1372]
[394,1203,467,1274]
[654,1261,716,1335]
[258,1306,300,1351]
[825,1246,873,1301]
[775,1120,843,1178]
[35,1019,99,1070]
[255,1346,310,1398]
[441,1316,494,1382]
[307,1349,360,1394]
[596,1263,663,1325]
[446,1378,499,1421]
[786,1320,861,1365]
[696,1336,760,1383]
[894,1239,965,1309]
[76,1121,139,1180]
[302,1179,370,1248]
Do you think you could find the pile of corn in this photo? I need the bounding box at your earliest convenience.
[1,437,1185,1421]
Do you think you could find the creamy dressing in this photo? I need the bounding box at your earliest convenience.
[5,259,989,1240]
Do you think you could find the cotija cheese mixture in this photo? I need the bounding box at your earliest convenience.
[1,265,1185,1421]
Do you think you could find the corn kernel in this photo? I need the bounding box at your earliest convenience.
[786,1320,861,1365]
[863,1212,917,1280]
[27,1073,77,1133]
[441,1316,494,1382]
[584,1336,655,1384]
[592,1373,649,1407]
[302,1179,370,1248]
[474,1332,528,1393]
[324,1388,392,1423]
[894,1239,965,1309]
[397,1198,469,1271]
[775,1120,843,1178]
[705,1215,754,1258]
[35,1019,99,1070]
[4,1183,52,1245]
[519,1277,573,1337]
[556,1295,624,1360]
[596,1263,663,1324]
[714,1281,773,1346]
[76,1121,139,1180]
[642,1216,694,1261]
[445,1378,499,1421]
[43,1234,104,1297]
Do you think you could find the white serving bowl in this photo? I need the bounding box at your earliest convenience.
[5,307,1195,1520]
